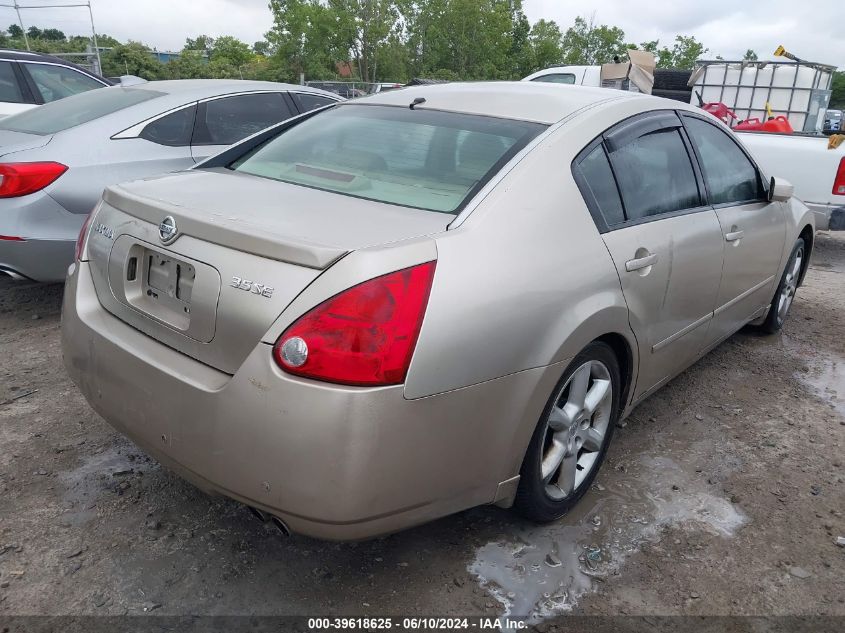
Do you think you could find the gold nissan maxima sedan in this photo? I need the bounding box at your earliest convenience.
[62,83,814,539]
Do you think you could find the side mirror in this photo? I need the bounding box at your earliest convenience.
[768,176,794,202]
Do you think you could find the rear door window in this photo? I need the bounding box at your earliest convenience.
[0,61,24,103]
[23,63,104,102]
[608,128,701,221]
[531,73,576,84]
[292,92,336,113]
[140,105,196,146]
[682,115,764,205]
[193,93,294,145]
[575,144,625,226]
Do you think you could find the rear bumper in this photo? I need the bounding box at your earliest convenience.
[0,192,84,281]
[806,202,843,232]
[827,206,845,231]
[0,237,74,281]
[61,263,555,539]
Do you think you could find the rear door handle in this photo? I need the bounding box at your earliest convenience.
[725,230,744,242]
[625,253,658,272]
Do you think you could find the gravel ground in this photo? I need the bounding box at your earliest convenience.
[0,233,843,628]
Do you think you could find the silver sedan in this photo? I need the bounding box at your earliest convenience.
[0,79,341,281]
[62,82,814,539]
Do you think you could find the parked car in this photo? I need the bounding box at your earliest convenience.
[523,64,693,102]
[368,82,404,94]
[524,62,845,231]
[62,82,814,540]
[0,49,111,117]
[823,109,842,134]
[0,79,341,281]
[738,131,845,230]
[305,81,367,98]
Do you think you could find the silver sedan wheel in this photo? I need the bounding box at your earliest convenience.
[777,245,804,323]
[541,360,613,501]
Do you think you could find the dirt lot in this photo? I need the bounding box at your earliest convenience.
[0,233,843,628]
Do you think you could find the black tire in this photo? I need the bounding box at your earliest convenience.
[652,88,693,103]
[513,341,621,523]
[653,69,693,91]
[759,237,806,334]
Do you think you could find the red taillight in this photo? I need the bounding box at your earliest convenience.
[0,162,67,198]
[833,158,845,197]
[74,211,95,261]
[273,261,436,386]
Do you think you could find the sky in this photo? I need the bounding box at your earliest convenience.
[6,0,843,67]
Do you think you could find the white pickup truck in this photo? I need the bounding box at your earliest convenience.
[525,64,845,230]
[738,132,844,230]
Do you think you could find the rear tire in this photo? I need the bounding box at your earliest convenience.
[759,237,805,334]
[513,342,621,523]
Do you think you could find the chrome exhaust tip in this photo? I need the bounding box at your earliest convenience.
[270,515,291,537]
[247,506,268,522]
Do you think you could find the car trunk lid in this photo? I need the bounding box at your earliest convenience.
[85,168,450,374]
[0,130,52,157]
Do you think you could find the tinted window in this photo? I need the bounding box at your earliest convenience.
[293,92,336,113]
[610,129,700,220]
[531,73,576,85]
[684,116,763,205]
[230,104,545,214]
[0,87,161,135]
[578,145,625,225]
[194,93,293,145]
[25,63,103,103]
[0,61,23,103]
[140,105,195,146]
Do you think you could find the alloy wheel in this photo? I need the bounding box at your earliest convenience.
[777,245,804,324]
[540,360,613,501]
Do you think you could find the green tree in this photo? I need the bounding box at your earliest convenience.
[101,41,164,79]
[508,3,532,78]
[831,71,845,109]
[7,24,22,38]
[665,35,707,69]
[743,49,758,61]
[26,26,42,39]
[165,49,206,79]
[210,36,253,68]
[561,16,628,65]
[330,0,400,82]
[528,19,563,74]
[185,34,214,52]
[41,28,66,41]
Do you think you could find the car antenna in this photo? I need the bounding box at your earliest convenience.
[409,97,426,110]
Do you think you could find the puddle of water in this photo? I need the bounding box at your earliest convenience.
[469,455,746,626]
[798,356,845,418]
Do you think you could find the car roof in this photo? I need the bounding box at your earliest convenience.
[352,81,650,125]
[129,79,335,101]
[0,48,108,75]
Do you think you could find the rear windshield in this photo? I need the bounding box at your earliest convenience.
[0,86,163,135]
[229,104,546,214]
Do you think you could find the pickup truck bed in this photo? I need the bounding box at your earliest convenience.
[738,131,844,230]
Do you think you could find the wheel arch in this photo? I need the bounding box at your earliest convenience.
[594,332,635,414]
[797,224,814,286]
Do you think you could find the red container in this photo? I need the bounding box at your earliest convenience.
[701,102,737,124]
[734,117,765,131]
[760,116,793,133]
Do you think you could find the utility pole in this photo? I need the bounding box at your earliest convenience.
[86,1,101,75]
[13,2,29,51]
